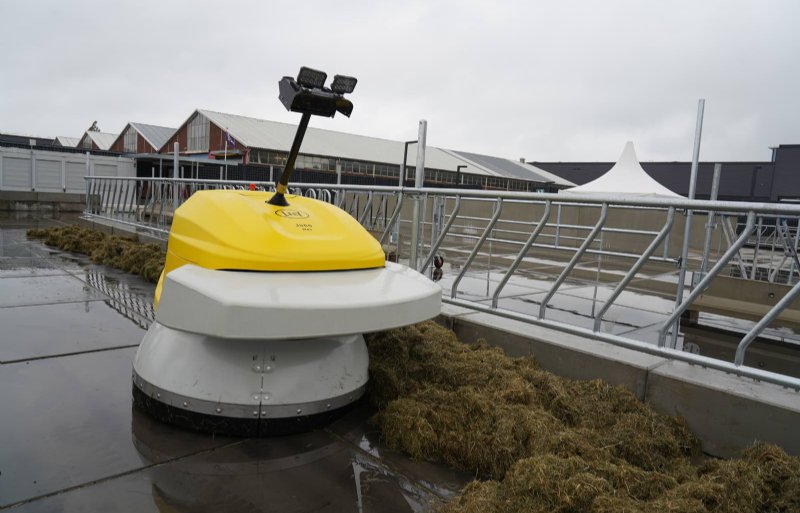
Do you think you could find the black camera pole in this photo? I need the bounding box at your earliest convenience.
[268,112,311,207]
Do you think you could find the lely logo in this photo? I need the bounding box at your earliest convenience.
[275,209,310,219]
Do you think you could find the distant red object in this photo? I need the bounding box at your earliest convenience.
[249,183,256,191]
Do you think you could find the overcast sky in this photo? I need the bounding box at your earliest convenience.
[0,0,797,162]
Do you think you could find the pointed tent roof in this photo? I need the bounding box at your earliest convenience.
[566,142,682,197]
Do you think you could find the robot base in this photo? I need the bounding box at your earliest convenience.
[132,385,362,437]
[132,322,368,436]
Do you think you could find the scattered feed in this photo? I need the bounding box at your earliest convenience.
[27,225,165,283]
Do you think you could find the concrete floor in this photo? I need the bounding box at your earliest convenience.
[0,212,470,512]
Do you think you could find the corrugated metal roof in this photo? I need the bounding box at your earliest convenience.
[451,150,575,187]
[84,131,117,150]
[197,110,512,179]
[129,123,176,151]
[54,136,79,147]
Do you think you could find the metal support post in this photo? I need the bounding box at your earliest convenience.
[699,163,722,278]
[409,121,427,270]
[335,160,342,208]
[671,98,705,348]
[172,142,179,211]
[30,148,36,191]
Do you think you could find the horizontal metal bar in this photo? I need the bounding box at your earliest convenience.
[81,213,169,237]
[85,177,800,216]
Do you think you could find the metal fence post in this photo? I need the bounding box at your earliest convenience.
[409,120,427,270]
[699,163,722,278]
[172,143,179,212]
[671,98,705,347]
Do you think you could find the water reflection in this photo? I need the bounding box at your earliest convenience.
[85,270,155,329]
[131,410,441,513]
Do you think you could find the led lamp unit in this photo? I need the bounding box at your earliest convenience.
[271,65,357,206]
[331,75,358,94]
[296,66,327,89]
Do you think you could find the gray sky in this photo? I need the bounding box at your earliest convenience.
[0,0,797,162]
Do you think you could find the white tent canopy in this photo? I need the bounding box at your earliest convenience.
[566,142,682,198]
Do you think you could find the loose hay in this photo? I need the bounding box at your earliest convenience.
[366,322,800,513]
[28,226,800,512]
[27,225,165,283]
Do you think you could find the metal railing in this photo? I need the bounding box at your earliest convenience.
[83,176,800,390]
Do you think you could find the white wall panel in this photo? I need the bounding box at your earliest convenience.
[0,147,134,192]
[95,164,118,177]
[34,159,61,191]
[65,161,86,192]
[2,157,32,189]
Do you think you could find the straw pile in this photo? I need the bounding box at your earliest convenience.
[27,225,165,283]
[365,322,800,513]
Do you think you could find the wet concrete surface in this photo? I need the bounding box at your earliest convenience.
[0,213,471,512]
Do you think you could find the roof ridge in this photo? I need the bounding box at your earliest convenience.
[197,108,415,146]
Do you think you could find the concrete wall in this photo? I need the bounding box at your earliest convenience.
[440,304,800,458]
[0,191,86,213]
[0,146,135,194]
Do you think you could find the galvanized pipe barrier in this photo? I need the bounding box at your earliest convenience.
[379,193,404,245]
[720,215,749,279]
[734,278,800,366]
[450,198,504,300]
[420,196,462,273]
[83,177,800,382]
[539,203,608,319]
[357,191,374,226]
[491,201,552,308]
[657,212,756,347]
[593,207,676,331]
